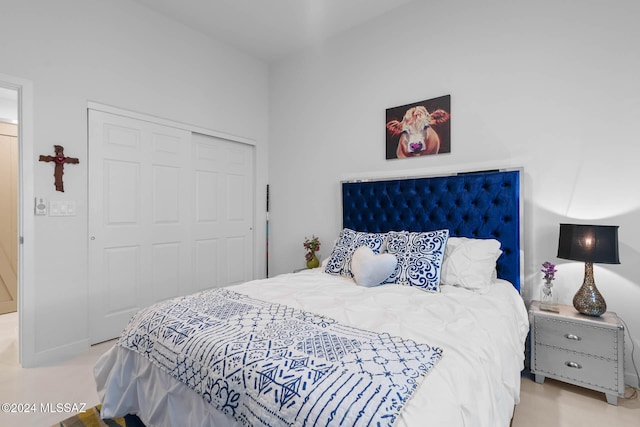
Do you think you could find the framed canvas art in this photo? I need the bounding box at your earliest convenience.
[385,95,451,159]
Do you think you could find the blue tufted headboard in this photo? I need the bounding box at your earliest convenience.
[342,169,522,292]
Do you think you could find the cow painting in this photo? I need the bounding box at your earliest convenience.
[385,95,451,159]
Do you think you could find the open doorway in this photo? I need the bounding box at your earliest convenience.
[0,86,19,365]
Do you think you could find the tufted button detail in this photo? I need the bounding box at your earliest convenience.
[341,171,520,290]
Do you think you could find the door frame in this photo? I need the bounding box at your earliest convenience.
[0,73,34,367]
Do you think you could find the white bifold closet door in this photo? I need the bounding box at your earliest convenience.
[88,110,254,344]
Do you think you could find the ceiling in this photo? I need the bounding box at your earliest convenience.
[131,0,414,62]
[0,1,415,117]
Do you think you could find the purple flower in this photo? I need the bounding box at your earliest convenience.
[541,261,557,284]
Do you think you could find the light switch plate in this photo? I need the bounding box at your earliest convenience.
[49,200,77,217]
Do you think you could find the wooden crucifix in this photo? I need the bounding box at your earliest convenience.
[39,145,79,192]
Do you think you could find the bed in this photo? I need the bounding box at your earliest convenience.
[94,169,529,427]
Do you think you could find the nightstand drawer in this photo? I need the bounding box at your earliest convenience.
[534,344,619,392]
[534,316,617,359]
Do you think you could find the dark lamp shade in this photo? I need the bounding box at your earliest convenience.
[557,224,620,264]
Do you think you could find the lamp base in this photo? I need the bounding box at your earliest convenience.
[573,262,606,317]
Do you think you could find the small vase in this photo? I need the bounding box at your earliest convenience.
[306,253,319,269]
[540,280,557,310]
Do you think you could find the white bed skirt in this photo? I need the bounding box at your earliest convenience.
[95,343,243,427]
[95,270,529,426]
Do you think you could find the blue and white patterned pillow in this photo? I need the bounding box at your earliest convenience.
[384,229,449,292]
[324,228,387,278]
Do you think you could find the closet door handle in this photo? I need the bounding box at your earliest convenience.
[564,333,581,341]
[565,361,582,369]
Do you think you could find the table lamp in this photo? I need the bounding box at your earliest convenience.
[557,224,620,317]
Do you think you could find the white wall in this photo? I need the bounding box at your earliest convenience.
[269,0,640,387]
[0,0,269,366]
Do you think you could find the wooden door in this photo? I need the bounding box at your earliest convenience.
[88,111,254,344]
[0,122,18,315]
[192,133,255,291]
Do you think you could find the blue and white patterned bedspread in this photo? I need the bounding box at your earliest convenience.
[118,288,443,426]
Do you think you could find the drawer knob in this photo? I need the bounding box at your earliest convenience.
[564,333,581,341]
[565,361,582,369]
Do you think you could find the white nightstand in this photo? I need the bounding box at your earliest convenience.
[529,301,625,405]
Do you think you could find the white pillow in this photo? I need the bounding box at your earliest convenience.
[440,237,502,291]
[351,246,397,287]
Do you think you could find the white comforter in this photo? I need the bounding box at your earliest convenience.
[95,269,529,427]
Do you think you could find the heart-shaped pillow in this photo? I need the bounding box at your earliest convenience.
[351,246,397,287]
